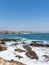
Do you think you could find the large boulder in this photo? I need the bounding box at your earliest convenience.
[23,45,38,60]
[26,50,38,60]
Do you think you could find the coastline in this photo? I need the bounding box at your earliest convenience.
[0,34,49,65]
[0,30,49,34]
[0,39,49,65]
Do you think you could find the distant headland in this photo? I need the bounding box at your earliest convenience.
[0,30,49,34]
[0,30,32,34]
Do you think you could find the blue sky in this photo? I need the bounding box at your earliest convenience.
[0,0,49,31]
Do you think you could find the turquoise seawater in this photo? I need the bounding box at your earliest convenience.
[0,33,49,41]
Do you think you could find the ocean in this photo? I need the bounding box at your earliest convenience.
[0,33,49,65]
[0,33,49,41]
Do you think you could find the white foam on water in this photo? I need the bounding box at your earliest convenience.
[5,41,16,46]
[0,40,49,65]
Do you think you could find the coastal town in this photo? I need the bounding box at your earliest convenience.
[0,30,32,34]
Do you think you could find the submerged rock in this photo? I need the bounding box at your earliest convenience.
[0,38,22,42]
[10,43,18,46]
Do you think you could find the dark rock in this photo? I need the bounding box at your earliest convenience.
[0,41,5,44]
[16,55,23,59]
[23,45,32,51]
[23,45,38,60]
[0,39,17,41]
[22,42,26,44]
[45,44,49,47]
[43,55,49,62]
[43,55,49,58]
[15,48,25,52]
[25,50,38,60]
[0,46,7,51]
[30,41,49,47]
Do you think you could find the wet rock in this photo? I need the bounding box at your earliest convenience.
[45,44,49,47]
[23,45,38,60]
[43,55,49,62]
[16,55,23,59]
[30,41,49,47]
[23,45,32,51]
[30,43,43,47]
[0,46,7,51]
[26,50,38,60]
[22,42,26,44]
[0,41,5,44]
[15,48,25,52]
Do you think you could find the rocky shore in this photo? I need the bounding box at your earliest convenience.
[0,39,49,65]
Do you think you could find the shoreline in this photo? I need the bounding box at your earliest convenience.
[0,34,49,65]
[0,41,49,65]
[0,40,49,65]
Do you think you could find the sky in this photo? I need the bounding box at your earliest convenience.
[0,0,49,32]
